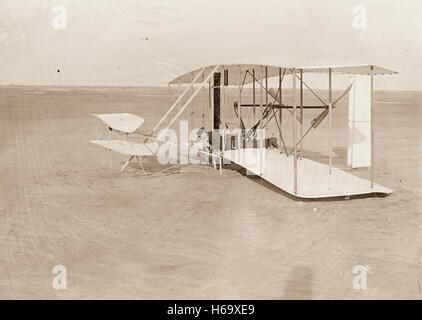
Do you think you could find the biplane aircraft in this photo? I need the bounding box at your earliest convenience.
[90,64,397,199]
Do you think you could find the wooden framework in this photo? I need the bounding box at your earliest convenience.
[170,63,394,197]
[329,67,333,174]
[370,65,375,188]
[91,63,396,199]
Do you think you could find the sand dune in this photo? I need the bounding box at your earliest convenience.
[0,86,421,299]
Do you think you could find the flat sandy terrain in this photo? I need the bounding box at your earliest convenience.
[0,86,421,299]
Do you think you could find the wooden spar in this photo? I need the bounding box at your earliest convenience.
[221,66,224,128]
[191,73,194,130]
[328,67,332,174]
[279,68,282,141]
[265,67,269,172]
[293,68,297,195]
[153,67,205,133]
[237,104,325,109]
[253,69,256,117]
[264,67,268,173]
[300,69,303,159]
[223,67,226,120]
[260,66,264,176]
[265,67,268,111]
[238,65,242,130]
[210,82,213,131]
[202,72,205,128]
[277,68,282,153]
[260,67,264,129]
[370,65,374,188]
[221,66,225,158]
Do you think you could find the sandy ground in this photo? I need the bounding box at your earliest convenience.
[0,86,421,299]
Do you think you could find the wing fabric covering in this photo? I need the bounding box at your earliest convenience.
[93,113,144,134]
[90,140,158,156]
[347,75,371,168]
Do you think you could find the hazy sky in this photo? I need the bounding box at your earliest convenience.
[1,0,421,90]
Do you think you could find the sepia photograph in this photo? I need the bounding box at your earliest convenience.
[0,0,421,306]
